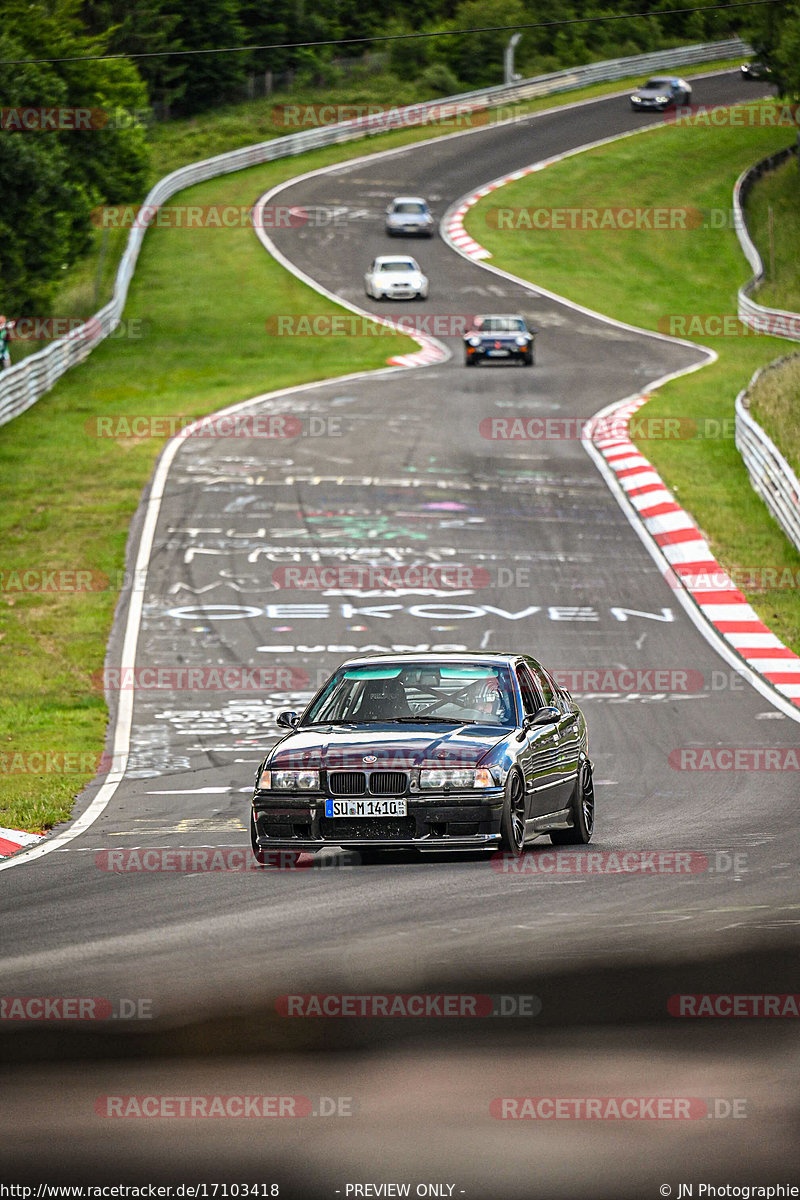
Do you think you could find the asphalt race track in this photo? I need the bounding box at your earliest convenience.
[2,71,799,1196]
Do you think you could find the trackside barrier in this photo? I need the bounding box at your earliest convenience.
[733,144,800,341]
[0,38,750,429]
[735,356,800,552]
[732,146,800,550]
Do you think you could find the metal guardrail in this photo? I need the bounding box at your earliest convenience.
[0,37,750,430]
[732,148,800,550]
[735,357,800,552]
[734,144,800,340]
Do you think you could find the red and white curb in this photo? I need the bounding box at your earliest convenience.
[445,197,494,259]
[592,396,800,708]
[0,826,44,858]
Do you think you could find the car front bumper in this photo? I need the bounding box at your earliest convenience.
[466,343,531,361]
[386,223,433,235]
[252,788,505,850]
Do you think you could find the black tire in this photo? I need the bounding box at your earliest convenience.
[465,356,476,367]
[522,353,533,367]
[550,761,594,845]
[250,809,267,866]
[499,769,526,857]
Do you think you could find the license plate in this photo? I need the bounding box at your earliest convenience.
[325,798,407,818]
[487,348,510,356]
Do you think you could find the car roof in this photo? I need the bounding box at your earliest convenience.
[337,652,531,668]
[390,196,428,204]
[472,313,526,321]
[373,255,418,264]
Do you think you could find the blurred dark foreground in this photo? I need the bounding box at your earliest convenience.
[1,942,798,1198]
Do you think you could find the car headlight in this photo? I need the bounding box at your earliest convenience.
[655,95,668,104]
[631,95,642,103]
[515,336,529,347]
[258,768,319,791]
[467,336,481,347]
[419,768,495,790]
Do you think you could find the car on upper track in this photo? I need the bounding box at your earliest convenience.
[463,313,536,366]
[365,255,429,300]
[385,196,435,237]
[629,75,692,111]
[250,652,594,863]
[740,60,772,80]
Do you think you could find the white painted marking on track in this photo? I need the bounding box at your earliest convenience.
[145,787,232,795]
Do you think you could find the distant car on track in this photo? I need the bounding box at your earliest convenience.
[365,255,428,301]
[250,652,594,862]
[630,76,692,111]
[740,61,772,80]
[385,196,434,237]
[464,313,536,366]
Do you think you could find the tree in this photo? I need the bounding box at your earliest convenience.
[0,1,149,313]
[742,0,800,103]
[440,0,528,88]
[81,0,186,116]
[170,0,247,115]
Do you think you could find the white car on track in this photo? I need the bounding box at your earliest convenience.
[365,255,429,301]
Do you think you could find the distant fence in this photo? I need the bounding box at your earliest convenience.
[0,37,750,430]
[735,356,800,552]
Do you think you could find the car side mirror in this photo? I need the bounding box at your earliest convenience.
[515,712,535,741]
[530,705,560,726]
[276,710,299,729]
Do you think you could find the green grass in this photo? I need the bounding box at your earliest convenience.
[745,153,800,312]
[0,149,420,835]
[749,352,800,478]
[464,101,800,656]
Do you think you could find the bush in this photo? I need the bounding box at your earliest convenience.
[418,63,462,97]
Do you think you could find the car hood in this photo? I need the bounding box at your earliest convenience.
[633,86,670,98]
[268,724,507,769]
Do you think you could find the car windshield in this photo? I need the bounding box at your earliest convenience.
[394,202,427,214]
[643,78,669,89]
[475,317,526,333]
[303,662,517,727]
[379,260,415,272]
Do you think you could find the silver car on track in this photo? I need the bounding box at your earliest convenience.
[385,196,434,237]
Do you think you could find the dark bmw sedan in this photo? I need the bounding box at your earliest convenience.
[250,653,593,862]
